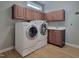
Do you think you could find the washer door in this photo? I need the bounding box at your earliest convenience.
[40,24,47,35]
[23,25,38,49]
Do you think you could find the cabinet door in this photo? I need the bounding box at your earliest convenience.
[39,12,45,20]
[33,10,39,20]
[25,8,34,20]
[48,30,65,47]
[45,10,65,21]
[46,12,57,21]
[54,31,62,45]
[55,10,65,21]
[55,30,65,46]
[48,30,56,44]
[12,5,26,20]
[33,10,44,20]
[45,13,52,21]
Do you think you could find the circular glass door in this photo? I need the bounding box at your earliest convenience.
[26,25,38,40]
[40,24,47,35]
[29,26,37,37]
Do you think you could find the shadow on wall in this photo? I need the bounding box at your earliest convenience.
[2,26,15,49]
[0,6,15,50]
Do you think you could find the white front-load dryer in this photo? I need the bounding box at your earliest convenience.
[15,22,38,57]
[30,20,48,49]
[39,21,48,41]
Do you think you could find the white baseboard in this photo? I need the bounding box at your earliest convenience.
[66,42,79,48]
[0,46,14,53]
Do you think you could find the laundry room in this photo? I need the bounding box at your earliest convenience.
[0,0,79,58]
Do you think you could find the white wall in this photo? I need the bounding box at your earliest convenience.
[43,1,79,45]
[0,1,26,50]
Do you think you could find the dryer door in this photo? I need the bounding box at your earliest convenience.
[23,25,38,50]
[40,23,47,35]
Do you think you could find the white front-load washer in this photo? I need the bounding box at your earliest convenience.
[15,22,39,57]
[30,20,48,49]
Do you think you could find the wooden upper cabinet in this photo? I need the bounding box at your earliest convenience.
[12,5,26,20]
[54,10,65,21]
[33,10,40,20]
[12,5,45,21]
[45,10,65,21]
[45,12,52,21]
[33,10,44,20]
[12,5,65,21]
[25,8,34,20]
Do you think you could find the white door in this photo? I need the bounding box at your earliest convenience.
[66,14,79,45]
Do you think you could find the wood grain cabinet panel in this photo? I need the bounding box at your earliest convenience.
[55,10,65,21]
[33,10,40,20]
[45,13,52,21]
[25,8,34,20]
[12,5,26,20]
[12,5,45,21]
[54,31,63,46]
[41,13,45,20]
[39,12,44,20]
[33,10,44,20]
[48,30,56,44]
[48,29,65,47]
[45,10,65,21]
[12,5,65,21]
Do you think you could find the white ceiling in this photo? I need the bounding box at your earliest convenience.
[38,1,51,5]
[37,1,79,6]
